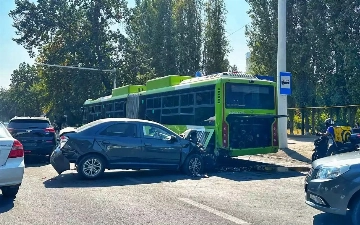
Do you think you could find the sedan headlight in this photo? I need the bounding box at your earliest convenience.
[315,165,350,180]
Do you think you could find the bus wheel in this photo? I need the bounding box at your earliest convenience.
[183,154,204,176]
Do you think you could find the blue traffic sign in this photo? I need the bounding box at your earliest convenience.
[279,72,292,95]
[195,71,202,77]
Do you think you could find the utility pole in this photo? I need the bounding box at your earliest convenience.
[277,0,288,148]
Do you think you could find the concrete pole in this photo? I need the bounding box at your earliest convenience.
[113,69,117,89]
[277,0,288,148]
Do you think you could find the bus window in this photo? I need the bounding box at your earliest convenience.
[180,94,194,106]
[115,102,124,111]
[147,98,154,108]
[106,103,114,112]
[195,107,215,126]
[196,91,212,105]
[178,115,194,125]
[162,108,178,115]
[163,95,179,108]
[180,107,193,114]
[153,98,161,108]
[146,109,161,123]
[225,83,275,109]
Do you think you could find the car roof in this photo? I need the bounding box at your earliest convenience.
[97,118,161,125]
[10,116,49,121]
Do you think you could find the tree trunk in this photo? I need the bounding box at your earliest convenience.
[349,107,357,126]
[288,109,294,135]
[301,109,305,135]
[311,109,315,134]
[305,110,310,134]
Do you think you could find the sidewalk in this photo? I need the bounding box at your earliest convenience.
[228,136,315,173]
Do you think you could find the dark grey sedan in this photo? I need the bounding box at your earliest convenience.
[50,118,206,179]
[305,151,360,224]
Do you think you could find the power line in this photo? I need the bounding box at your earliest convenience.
[35,63,115,72]
[226,24,248,38]
[35,63,117,88]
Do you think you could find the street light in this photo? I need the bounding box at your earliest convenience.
[34,63,117,89]
[277,0,288,148]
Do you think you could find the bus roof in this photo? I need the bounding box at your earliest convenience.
[84,72,275,105]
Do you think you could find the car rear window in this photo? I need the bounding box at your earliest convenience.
[8,119,51,129]
[76,120,103,132]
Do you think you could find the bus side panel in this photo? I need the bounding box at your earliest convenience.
[215,82,225,152]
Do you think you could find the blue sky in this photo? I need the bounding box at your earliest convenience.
[0,0,251,88]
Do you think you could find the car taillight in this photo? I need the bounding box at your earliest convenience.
[222,121,228,148]
[45,127,55,133]
[59,135,69,148]
[8,140,24,158]
[273,120,278,146]
[60,135,68,141]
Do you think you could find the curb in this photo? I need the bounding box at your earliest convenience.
[218,165,311,173]
[288,135,317,139]
[252,165,311,172]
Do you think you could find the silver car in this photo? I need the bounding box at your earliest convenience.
[0,122,25,198]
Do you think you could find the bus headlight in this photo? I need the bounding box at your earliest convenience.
[315,165,350,180]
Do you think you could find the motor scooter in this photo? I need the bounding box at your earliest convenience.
[311,135,329,162]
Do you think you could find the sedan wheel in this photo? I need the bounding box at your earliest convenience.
[78,155,105,179]
[183,154,204,176]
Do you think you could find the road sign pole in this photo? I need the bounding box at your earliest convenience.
[277,0,288,149]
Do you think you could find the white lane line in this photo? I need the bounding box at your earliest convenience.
[124,177,143,184]
[178,198,250,225]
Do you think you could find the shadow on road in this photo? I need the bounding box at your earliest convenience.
[43,169,192,188]
[24,156,50,168]
[313,213,350,225]
[0,197,15,214]
[215,170,304,182]
[43,157,305,189]
[288,135,317,142]
[281,148,312,163]
[216,157,309,171]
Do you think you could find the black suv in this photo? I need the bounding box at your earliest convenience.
[7,117,57,158]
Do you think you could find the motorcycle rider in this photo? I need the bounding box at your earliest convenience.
[317,118,336,155]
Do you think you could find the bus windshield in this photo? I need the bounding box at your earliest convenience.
[225,83,275,109]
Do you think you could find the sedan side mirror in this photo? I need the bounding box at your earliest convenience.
[170,135,178,143]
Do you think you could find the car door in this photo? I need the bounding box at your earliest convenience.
[95,122,142,166]
[140,123,182,168]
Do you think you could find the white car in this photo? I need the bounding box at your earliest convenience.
[0,122,24,198]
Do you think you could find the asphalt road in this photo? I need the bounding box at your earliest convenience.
[0,161,351,225]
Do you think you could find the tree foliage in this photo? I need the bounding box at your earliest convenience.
[2,0,229,125]
[245,0,360,133]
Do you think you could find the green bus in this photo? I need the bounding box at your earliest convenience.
[81,72,279,158]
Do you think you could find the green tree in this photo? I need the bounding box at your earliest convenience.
[173,0,203,75]
[203,0,229,74]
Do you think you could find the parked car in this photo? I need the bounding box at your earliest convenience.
[0,122,25,198]
[7,117,57,159]
[50,118,207,179]
[305,151,360,224]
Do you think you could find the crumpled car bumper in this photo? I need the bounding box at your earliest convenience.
[50,147,70,175]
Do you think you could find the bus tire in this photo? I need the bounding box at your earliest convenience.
[182,154,204,176]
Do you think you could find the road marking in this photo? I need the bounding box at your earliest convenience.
[178,198,250,224]
[124,177,142,184]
